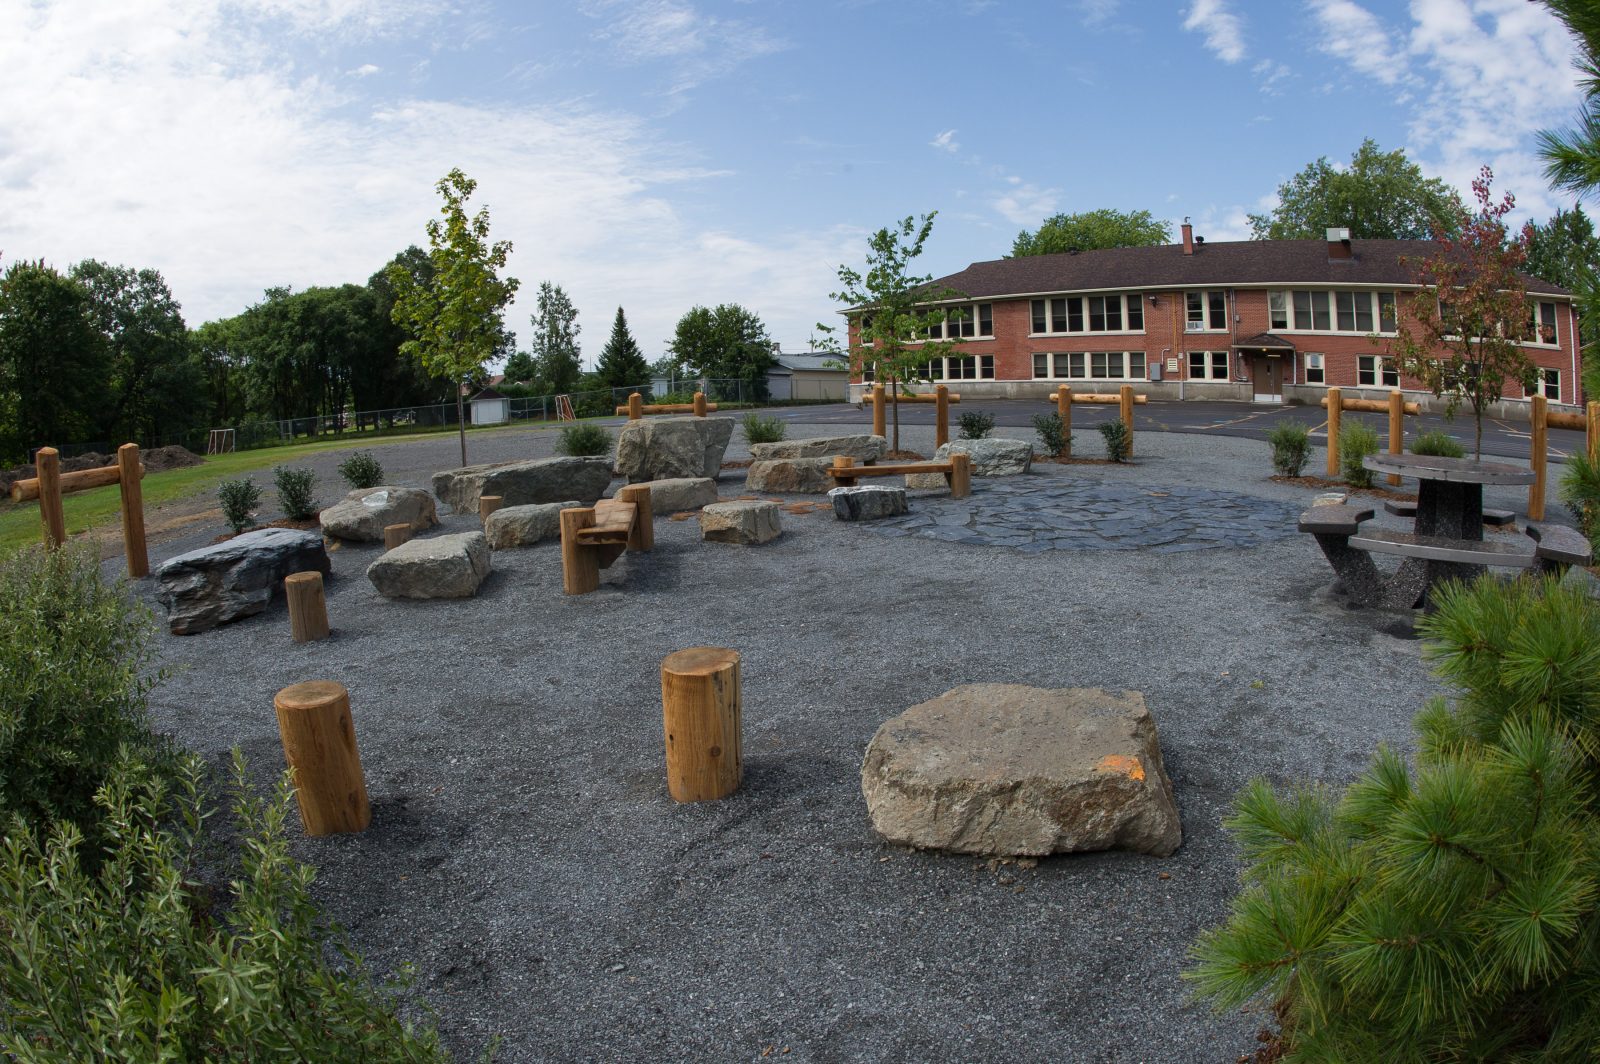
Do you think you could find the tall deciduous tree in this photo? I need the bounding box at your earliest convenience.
[529,281,581,396]
[1249,139,1464,241]
[818,212,964,453]
[595,307,650,393]
[1010,208,1171,257]
[1388,168,1538,458]
[668,303,775,402]
[0,260,110,461]
[387,168,520,465]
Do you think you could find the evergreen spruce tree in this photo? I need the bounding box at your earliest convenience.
[1189,575,1600,1060]
[595,306,650,393]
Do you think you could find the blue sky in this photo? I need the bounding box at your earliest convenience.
[0,1,1588,367]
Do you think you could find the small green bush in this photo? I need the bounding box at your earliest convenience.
[273,465,319,521]
[1411,430,1466,459]
[217,477,261,534]
[1560,452,1600,548]
[1266,422,1310,477]
[959,411,995,440]
[337,450,385,489]
[1032,413,1070,458]
[558,423,613,457]
[1099,420,1130,462]
[653,391,696,406]
[742,412,787,444]
[1340,422,1379,488]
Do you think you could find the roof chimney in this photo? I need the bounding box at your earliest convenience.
[1181,219,1194,256]
[1326,226,1353,260]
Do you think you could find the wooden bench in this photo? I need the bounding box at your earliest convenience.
[1525,521,1594,574]
[1382,499,1514,526]
[826,454,972,499]
[559,484,653,595]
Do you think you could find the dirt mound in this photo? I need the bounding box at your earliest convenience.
[0,445,202,497]
[140,445,204,473]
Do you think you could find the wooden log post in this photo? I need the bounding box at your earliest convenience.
[1057,385,1073,458]
[116,444,149,578]
[272,680,370,836]
[831,454,858,487]
[383,523,413,550]
[1119,384,1135,458]
[479,494,504,522]
[1387,390,1404,488]
[560,507,600,595]
[1530,394,1548,521]
[660,647,742,803]
[935,384,950,449]
[948,452,973,499]
[628,392,644,420]
[871,383,886,438]
[285,571,330,643]
[1326,387,1343,477]
[1589,400,1599,464]
[617,484,654,552]
[692,391,708,417]
[34,448,66,548]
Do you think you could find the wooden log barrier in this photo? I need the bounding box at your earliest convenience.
[1387,390,1404,488]
[612,397,720,417]
[935,384,950,448]
[1044,390,1148,406]
[1320,395,1421,415]
[1325,387,1343,477]
[871,383,886,438]
[34,448,66,549]
[660,647,743,803]
[383,523,413,550]
[273,680,370,836]
[1120,384,1135,458]
[479,494,504,522]
[117,443,149,577]
[628,392,644,420]
[1056,385,1073,458]
[14,444,149,574]
[1530,394,1548,521]
[692,391,708,417]
[285,571,330,643]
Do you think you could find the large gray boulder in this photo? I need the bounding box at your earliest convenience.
[155,528,331,635]
[433,457,612,514]
[861,684,1182,857]
[907,438,1032,488]
[750,434,887,463]
[483,501,578,549]
[319,486,438,543]
[616,416,734,482]
[744,458,836,494]
[366,532,491,599]
[700,501,782,544]
[632,477,718,513]
[829,485,908,521]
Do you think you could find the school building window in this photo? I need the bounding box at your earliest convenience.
[923,302,994,341]
[1304,353,1324,384]
[924,355,996,380]
[1528,301,1558,346]
[1029,293,1144,335]
[1527,368,1561,400]
[1186,290,1227,331]
[1031,351,1146,380]
[1270,290,1396,334]
[1358,355,1399,388]
[1187,350,1229,380]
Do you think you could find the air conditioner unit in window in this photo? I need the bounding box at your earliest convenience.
[1184,320,1207,332]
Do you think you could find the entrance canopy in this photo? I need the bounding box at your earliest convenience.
[1232,332,1295,353]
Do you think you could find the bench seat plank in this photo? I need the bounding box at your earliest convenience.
[1349,528,1536,567]
[1526,522,1593,567]
[826,462,953,478]
[1298,503,1374,535]
[574,501,636,544]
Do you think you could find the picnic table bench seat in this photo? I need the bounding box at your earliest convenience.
[1525,521,1594,571]
[1383,499,1515,526]
[1348,527,1538,568]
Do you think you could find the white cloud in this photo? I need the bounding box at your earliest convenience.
[583,0,788,96]
[348,63,381,77]
[1074,0,1119,27]
[930,129,960,153]
[1183,0,1245,63]
[991,181,1060,226]
[1306,0,1408,85]
[1252,59,1291,94]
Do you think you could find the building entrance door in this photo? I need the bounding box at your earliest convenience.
[1251,355,1284,404]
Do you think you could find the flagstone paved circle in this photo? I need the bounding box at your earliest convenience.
[859,477,1304,554]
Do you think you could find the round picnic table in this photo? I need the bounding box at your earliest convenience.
[1363,453,1533,541]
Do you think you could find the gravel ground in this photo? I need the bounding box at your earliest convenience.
[123,419,1519,1063]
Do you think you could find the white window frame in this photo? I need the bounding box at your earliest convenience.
[1185,290,1228,332]
[1273,289,1398,336]
[1357,355,1399,388]
[1304,352,1325,385]
[1187,350,1229,380]
[1527,300,1559,348]
[1526,367,1561,401]
[1033,351,1146,381]
[1028,293,1146,337]
[921,302,994,342]
[924,354,995,381]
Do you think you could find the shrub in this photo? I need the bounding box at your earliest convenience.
[1560,452,1600,548]
[742,412,787,445]
[1411,430,1466,459]
[558,423,613,457]
[1098,420,1130,462]
[273,465,319,521]
[1339,422,1379,488]
[337,450,385,489]
[217,477,261,533]
[0,545,166,844]
[1189,575,1600,1060]
[1266,422,1310,477]
[0,751,452,1061]
[959,411,995,440]
[1032,413,1070,458]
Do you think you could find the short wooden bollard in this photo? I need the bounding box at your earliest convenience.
[628,392,644,420]
[692,391,708,417]
[1325,387,1343,477]
[383,523,413,550]
[1387,390,1404,488]
[285,571,330,643]
[935,384,950,448]
[560,507,599,595]
[117,444,149,577]
[34,447,66,548]
[1056,385,1073,458]
[273,680,370,836]
[1530,394,1548,521]
[661,647,742,803]
[479,494,504,522]
[1119,384,1135,458]
[871,383,886,438]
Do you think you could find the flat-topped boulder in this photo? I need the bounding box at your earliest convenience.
[830,485,908,521]
[861,684,1182,857]
[433,457,612,515]
[745,458,835,494]
[750,434,887,463]
[320,486,438,542]
[616,416,734,482]
[907,438,1032,487]
[484,501,579,549]
[630,477,718,513]
[367,532,491,599]
[700,500,781,544]
[156,528,331,635]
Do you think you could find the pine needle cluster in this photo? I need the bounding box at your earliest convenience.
[1189,575,1600,1060]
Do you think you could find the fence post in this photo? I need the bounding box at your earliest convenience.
[1058,386,1073,458]
[1326,387,1342,477]
[628,392,643,420]
[116,443,148,577]
[1387,390,1404,488]
[1529,394,1548,521]
[660,647,743,803]
[871,383,886,438]
[1588,399,1599,464]
[935,384,950,449]
[1119,384,1135,458]
[35,447,66,548]
[692,391,707,417]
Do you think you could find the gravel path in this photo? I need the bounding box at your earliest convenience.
[125,421,1507,1063]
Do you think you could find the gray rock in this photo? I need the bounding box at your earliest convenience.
[700,500,782,545]
[319,486,438,542]
[632,477,718,513]
[367,532,491,599]
[616,416,735,482]
[155,528,331,635]
[907,439,1032,487]
[829,485,909,521]
[745,457,836,494]
[861,684,1182,857]
[750,434,887,463]
[484,502,579,549]
[433,457,612,514]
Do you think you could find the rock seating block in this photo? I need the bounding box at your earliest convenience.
[749,434,887,463]
[745,457,836,494]
[907,438,1032,487]
[616,416,734,482]
[156,528,331,635]
[484,501,579,549]
[700,500,782,545]
[319,486,438,542]
[633,477,718,513]
[829,485,908,521]
[366,531,491,599]
[861,684,1182,857]
[432,457,612,515]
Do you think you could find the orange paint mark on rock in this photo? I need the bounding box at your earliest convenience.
[1096,754,1145,781]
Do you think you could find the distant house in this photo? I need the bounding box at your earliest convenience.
[766,351,849,402]
[468,386,510,425]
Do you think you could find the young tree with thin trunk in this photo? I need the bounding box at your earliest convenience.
[595,307,650,393]
[530,281,581,396]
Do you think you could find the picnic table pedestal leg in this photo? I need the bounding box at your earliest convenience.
[1400,479,1487,607]
[273,680,370,836]
[661,647,742,803]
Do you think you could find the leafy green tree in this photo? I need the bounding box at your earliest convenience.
[501,349,537,386]
[669,303,776,402]
[1538,0,1600,198]
[595,306,651,392]
[1010,208,1171,257]
[1249,139,1464,241]
[190,317,248,428]
[1388,168,1539,458]
[387,168,520,465]
[0,260,110,461]
[530,280,582,396]
[365,247,450,421]
[819,212,964,452]
[1524,207,1600,398]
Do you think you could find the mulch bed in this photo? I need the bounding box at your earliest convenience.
[1271,474,1417,502]
[1035,455,1130,466]
[208,517,321,545]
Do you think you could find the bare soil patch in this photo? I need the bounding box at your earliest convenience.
[1271,474,1417,502]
